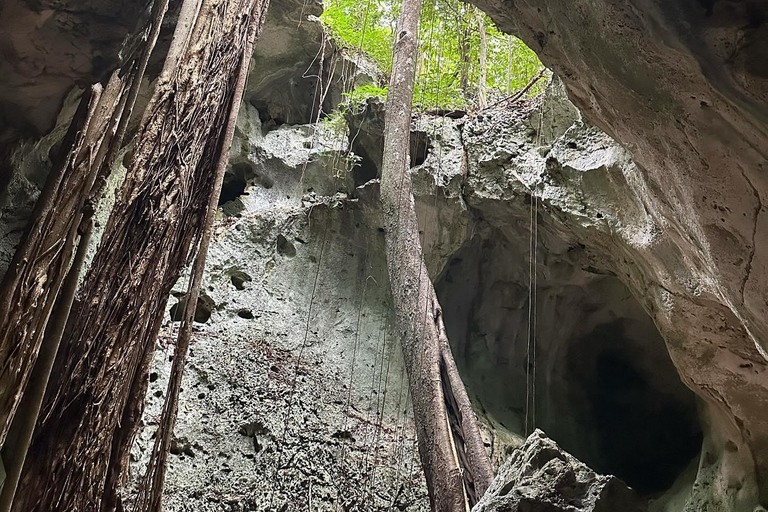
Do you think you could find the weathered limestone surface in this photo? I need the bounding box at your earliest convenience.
[0,0,147,140]
[473,430,646,512]
[127,102,430,511]
[1,0,766,509]
[459,2,768,505]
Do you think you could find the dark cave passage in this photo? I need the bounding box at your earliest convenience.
[435,228,703,496]
[219,160,274,206]
[565,321,703,494]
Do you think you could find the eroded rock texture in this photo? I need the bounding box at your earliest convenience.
[458,0,768,508]
[0,0,147,140]
[126,101,430,512]
[138,79,716,510]
[245,0,379,128]
[473,430,646,512]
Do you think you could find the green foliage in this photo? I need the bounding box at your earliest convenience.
[342,84,388,106]
[321,0,546,110]
[320,0,396,72]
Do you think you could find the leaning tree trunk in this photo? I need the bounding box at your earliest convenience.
[0,4,171,508]
[133,3,265,510]
[379,0,493,509]
[11,0,270,510]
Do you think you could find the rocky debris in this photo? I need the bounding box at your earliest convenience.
[473,430,646,512]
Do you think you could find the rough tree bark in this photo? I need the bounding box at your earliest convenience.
[0,82,113,446]
[0,8,171,508]
[379,0,493,509]
[133,2,267,510]
[11,0,270,510]
[0,0,169,453]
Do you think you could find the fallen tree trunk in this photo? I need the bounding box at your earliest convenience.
[379,0,493,509]
[12,0,270,510]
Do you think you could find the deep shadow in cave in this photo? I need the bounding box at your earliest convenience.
[566,321,703,495]
[435,229,703,496]
[351,144,379,187]
[410,130,429,167]
[219,160,274,206]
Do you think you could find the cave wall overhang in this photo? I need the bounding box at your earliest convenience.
[392,79,767,509]
[448,0,768,505]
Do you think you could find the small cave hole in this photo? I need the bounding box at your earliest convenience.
[237,309,255,320]
[219,161,274,209]
[351,145,379,187]
[410,131,430,167]
[251,98,289,133]
[169,293,215,323]
[219,164,250,206]
[228,269,252,290]
[276,234,297,258]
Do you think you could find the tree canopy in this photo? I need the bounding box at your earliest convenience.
[321,0,545,110]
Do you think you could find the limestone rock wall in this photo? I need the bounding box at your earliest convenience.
[459,1,768,506]
[126,103,430,511]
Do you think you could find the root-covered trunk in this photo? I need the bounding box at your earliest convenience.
[11,0,270,510]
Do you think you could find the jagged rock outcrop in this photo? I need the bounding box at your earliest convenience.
[473,430,646,512]
[459,1,768,506]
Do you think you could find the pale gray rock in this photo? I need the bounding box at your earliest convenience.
[473,430,646,512]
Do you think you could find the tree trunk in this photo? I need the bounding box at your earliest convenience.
[11,0,270,510]
[0,81,114,446]
[133,3,266,510]
[0,2,171,506]
[458,12,471,102]
[477,10,488,108]
[379,0,493,509]
[506,35,513,95]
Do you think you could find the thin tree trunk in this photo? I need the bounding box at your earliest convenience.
[476,10,488,108]
[134,3,266,510]
[0,82,110,446]
[506,35,513,95]
[0,219,93,512]
[12,0,270,510]
[100,2,205,508]
[379,0,493,509]
[459,15,471,102]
